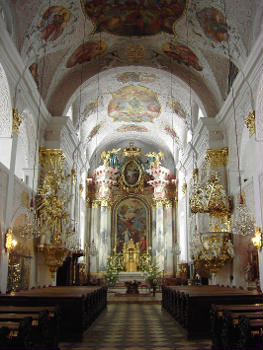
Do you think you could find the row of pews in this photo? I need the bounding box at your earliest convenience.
[0,286,107,349]
[162,285,263,341]
[210,303,263,350]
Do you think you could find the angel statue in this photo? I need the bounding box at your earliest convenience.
[101,148,120,168]
[145,151,164,168]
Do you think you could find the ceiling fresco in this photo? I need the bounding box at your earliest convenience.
[108,85,161,123]
[5,0,263,168]
[80,0,188,36]
[116,72,157,83]
[66,41,107,68]
[116,124,148,133]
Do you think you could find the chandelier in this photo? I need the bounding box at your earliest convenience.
[190,172,231,216]
[232,194,255,236]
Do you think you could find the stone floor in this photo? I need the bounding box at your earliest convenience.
[60,303,212,350]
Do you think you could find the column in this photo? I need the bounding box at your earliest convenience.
[99,203,109,272]
[164,203,173,276]
[155,202,164,272]
[0,109,22,293]
[89,201,100,275]
[151,205,156,256]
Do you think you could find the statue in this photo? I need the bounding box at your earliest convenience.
[123,238,140,272]
[101,148,120,168]
[145,151,164,168]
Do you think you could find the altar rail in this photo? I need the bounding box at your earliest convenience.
[162,285,263,339]
[0,286,107,341]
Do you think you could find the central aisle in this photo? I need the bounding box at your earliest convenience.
[60,304,212,350]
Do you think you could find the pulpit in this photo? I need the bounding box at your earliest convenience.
[123,239,140,272]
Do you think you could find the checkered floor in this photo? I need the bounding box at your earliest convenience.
[60,304,212,350]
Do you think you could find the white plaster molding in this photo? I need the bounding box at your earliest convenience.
[216,30,263,126]
[0,21,50,126]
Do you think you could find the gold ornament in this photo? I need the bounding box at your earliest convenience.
[39,147,65,169]
[12,108,23,135]
[182,183,187,196]
[205,147,228,167]
[244,110,256,137]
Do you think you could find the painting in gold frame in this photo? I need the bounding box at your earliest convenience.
[112,196,151,253]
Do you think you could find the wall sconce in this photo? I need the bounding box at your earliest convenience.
[5,228,17,251]
[251,226,262,251]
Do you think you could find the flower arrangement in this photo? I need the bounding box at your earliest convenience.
[138,252,161,288]
[104,252,125,287]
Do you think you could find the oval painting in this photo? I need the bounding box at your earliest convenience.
[123,160,140,186]
[108,85,161,123]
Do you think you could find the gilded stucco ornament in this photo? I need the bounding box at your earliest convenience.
[244,110,256,137]
[205,147,228,167]
[182,183,187,196]
[39,147,65,169]
[12,108,23,135]
[154,198,172,208]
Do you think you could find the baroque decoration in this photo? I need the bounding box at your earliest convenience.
[36,147,81,276]
[12,108,23,135]
[244,110,256,137]
[108,85,161,123]
[80,0,188,36]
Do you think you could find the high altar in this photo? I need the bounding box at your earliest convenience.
[86,142,177,278]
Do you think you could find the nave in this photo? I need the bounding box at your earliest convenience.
[60,304,212,350]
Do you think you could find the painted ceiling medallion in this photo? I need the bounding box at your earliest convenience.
[163,124,179,140]
[196,7,229,43]
[40,6,71,42]
[162,41,203,71]
[66,41,107,68]
[87,123,104,142]
[80,0,188,36]
[116,125,148,132]
[108,85,161,123]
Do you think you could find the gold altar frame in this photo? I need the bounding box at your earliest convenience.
[111,195,152,252]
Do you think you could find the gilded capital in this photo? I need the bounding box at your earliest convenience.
[244,110,256,137]
[39,147,65,168]
[205,147,228,167]
[12,108,23,135]
[154,198,172,208]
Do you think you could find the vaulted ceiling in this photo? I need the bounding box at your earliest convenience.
[5,0,263,170]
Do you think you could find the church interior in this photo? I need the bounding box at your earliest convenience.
[0,0,263,349]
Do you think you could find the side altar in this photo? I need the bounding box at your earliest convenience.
[85,142,177,279]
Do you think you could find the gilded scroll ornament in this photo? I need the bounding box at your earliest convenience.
[145,151,164,168]
[12,108,23,135]
[205,147,228,167]
[39,147,65,168]
[244,110,256,137]
[154,198,172,208]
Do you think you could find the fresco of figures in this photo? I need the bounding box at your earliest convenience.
[116,198,148,253]
[40,6,71,42]
[66,41,107,68]
[162,41,203,71]
[196,7,229,43]
[81,0,187,36]
[108,85,161,123]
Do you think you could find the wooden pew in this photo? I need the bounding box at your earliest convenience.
[0,286,107,341]
[0,309,59,350]
[162,285,263,338]
[210,303,263,350]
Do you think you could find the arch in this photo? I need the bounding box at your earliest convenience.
[0,61,12,169]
